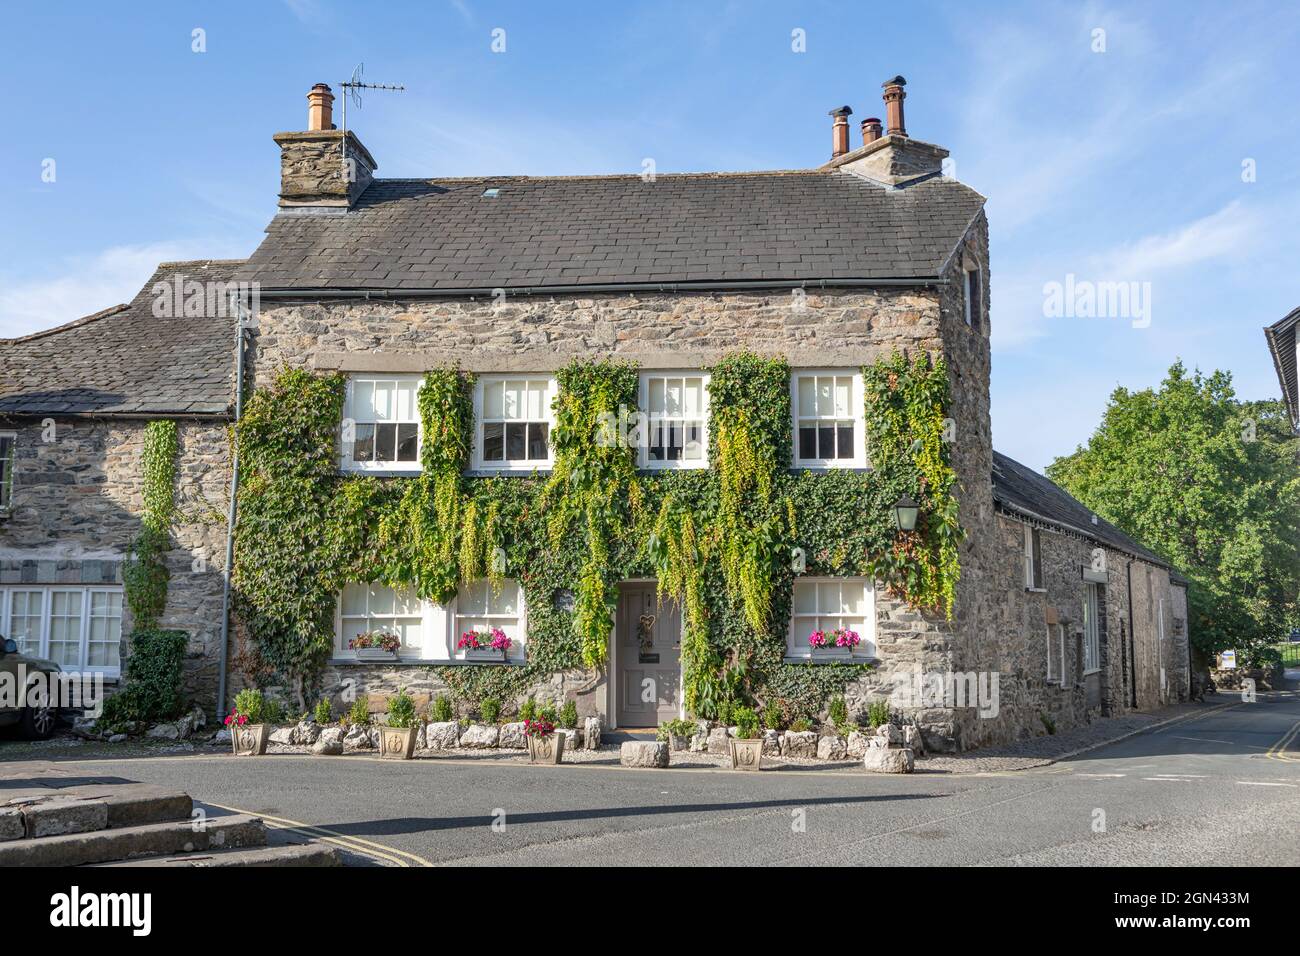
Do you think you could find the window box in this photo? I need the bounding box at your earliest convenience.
[463,646,507,663]
[354,647,400,662]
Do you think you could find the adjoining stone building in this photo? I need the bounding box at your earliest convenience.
[0,77,1192,748]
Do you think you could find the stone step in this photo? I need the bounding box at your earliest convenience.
[0,814,266,867]
[92,842,342,868]
[1,783,194,842]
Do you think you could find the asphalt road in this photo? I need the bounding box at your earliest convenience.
[14,692,1300,866]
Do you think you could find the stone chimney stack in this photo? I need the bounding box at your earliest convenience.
[274,82,377,209]
[307,83,334,131]
[820,75,948,187]
[829,106,853,159]
[882,75,907,136]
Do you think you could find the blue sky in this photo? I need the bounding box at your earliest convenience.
[1,1,1296,470]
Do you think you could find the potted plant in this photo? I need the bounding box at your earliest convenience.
[523,716,564,764]
[349,629,402,661]
[457,626,511,662]
[378,689,419,759]
[808,626,860,658]
[227,689,268,757]
[727,706,764,771]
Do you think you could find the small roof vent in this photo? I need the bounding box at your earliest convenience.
[481,187,500,198]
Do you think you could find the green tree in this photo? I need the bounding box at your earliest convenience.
[1046,362,1300,664]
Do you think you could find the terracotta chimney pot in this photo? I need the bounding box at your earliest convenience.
[861,117,883,145]
[881,75,907,137]
[307,83,335,131]
[828,106,853,159]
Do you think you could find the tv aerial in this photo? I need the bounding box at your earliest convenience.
[338,62,405,160]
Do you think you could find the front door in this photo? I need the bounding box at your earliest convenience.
[616,583,681,728]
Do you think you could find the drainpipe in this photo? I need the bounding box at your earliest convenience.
[216,300,248,717]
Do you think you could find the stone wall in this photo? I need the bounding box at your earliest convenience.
[0,417,231,712]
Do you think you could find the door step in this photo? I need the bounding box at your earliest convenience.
[0,814,267,867]
[92,842,341,867]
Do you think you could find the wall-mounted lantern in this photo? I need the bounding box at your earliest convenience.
[892,494,920,532]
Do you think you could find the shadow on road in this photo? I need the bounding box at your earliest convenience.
[312,791,944,836]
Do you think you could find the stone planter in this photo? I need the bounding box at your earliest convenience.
[378,725,418,759]
[464,647,506,663]
[355,647,400,662]
[231,723,269,756]
[526,733,565,764]
[728,737,764,771]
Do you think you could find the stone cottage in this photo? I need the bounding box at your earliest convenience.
[0,77,1191,749]
[1265,306,1299,429]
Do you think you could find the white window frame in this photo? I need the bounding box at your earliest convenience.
[334,583,435,662]
[0,431,15,510]
[787,576,876,660]
[0,585,123,678]
[790,370,867,469]
[340,376,424,474]
[472,375,556,472]
[637,371,710,470]
[449,578,527,663]
[1046,622,1065,683]
[1024,525,1044,591]
[1082,583,1101,675]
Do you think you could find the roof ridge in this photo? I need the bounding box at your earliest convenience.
[0,303,131,345]
[152,258,248,268]
[375,169,832,184]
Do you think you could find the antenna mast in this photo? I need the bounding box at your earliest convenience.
[339,62,405,164]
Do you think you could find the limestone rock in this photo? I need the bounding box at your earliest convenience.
[71,716,99,739]
[269,726,295,746]
[876,723,902,746]
[460,724,500,749]
[415,723,426,749]
[108,733,128,744]
[343,725,373,750]
[583,715,602,750]
[212,728,231,745]
[903,724,926,756]
[689,733,708,753]
[761,729,781,756]
[780,730,818,758]
[311,727,343,756]
[706,726,731,754]
[862,747,915,773]
[425,721,460,749]
[866,736,889,749]
[665,733,691,752]
[620,741,670,768]
[293,720,321,746]
[558,727,582,752]
[846,731,871,758]
[498,722,526,749]
[817,735,848,761]
[146,722,180,740]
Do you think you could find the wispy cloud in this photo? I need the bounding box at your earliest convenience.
[0,240,247,338]
[1088,200,1261,279]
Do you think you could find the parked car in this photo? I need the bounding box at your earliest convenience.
[1288,628,1299,644]
[0,635,61,739]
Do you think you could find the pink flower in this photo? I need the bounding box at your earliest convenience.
[808,630,827,648]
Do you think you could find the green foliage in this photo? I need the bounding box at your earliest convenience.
[1046,363,1300,659]
[541,359,640,667]
[863,352,962,617]
[386,689,418,729]
[828,695,850,730]
[431,694,454,722]
[98,629,187,728]
[761,698,785,731]
[234,688,265,723]
[479,697,501,724]
[518,696,537,722]
[656,718,697,741]
[789,717,814,732]
[558,699,578,729]
[232,350,962,724]
[1040,713,1056,735]
[348,696,370,727]
[537,700,557,723]
[732,705,760,739]
[314,698,333,724]
[866,700,891,729]
[262,695,288,724]
[124,420,178,630]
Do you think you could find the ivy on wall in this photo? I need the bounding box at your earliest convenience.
[230,350,962,719]
[124,419,178,629]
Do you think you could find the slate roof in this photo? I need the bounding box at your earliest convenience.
[236,171,986,292]
[991,450,1174,571]
[0,260,241,417]
[1264,307,1299,426]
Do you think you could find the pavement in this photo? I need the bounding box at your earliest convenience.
[3,691,1297,866]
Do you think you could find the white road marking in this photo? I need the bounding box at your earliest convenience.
[1151,773,1208,778]
[1075,773,1126,778]
[1235,781,1296,788]
[1170,735,1237,745]
[1142,777,1191,782]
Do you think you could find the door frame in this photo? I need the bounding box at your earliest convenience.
[606,578,685,731]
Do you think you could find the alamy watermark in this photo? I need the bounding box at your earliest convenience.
[151,275,260,319]
[1042,273,1151,329]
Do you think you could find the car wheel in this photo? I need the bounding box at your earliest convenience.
[20,686,57,740]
